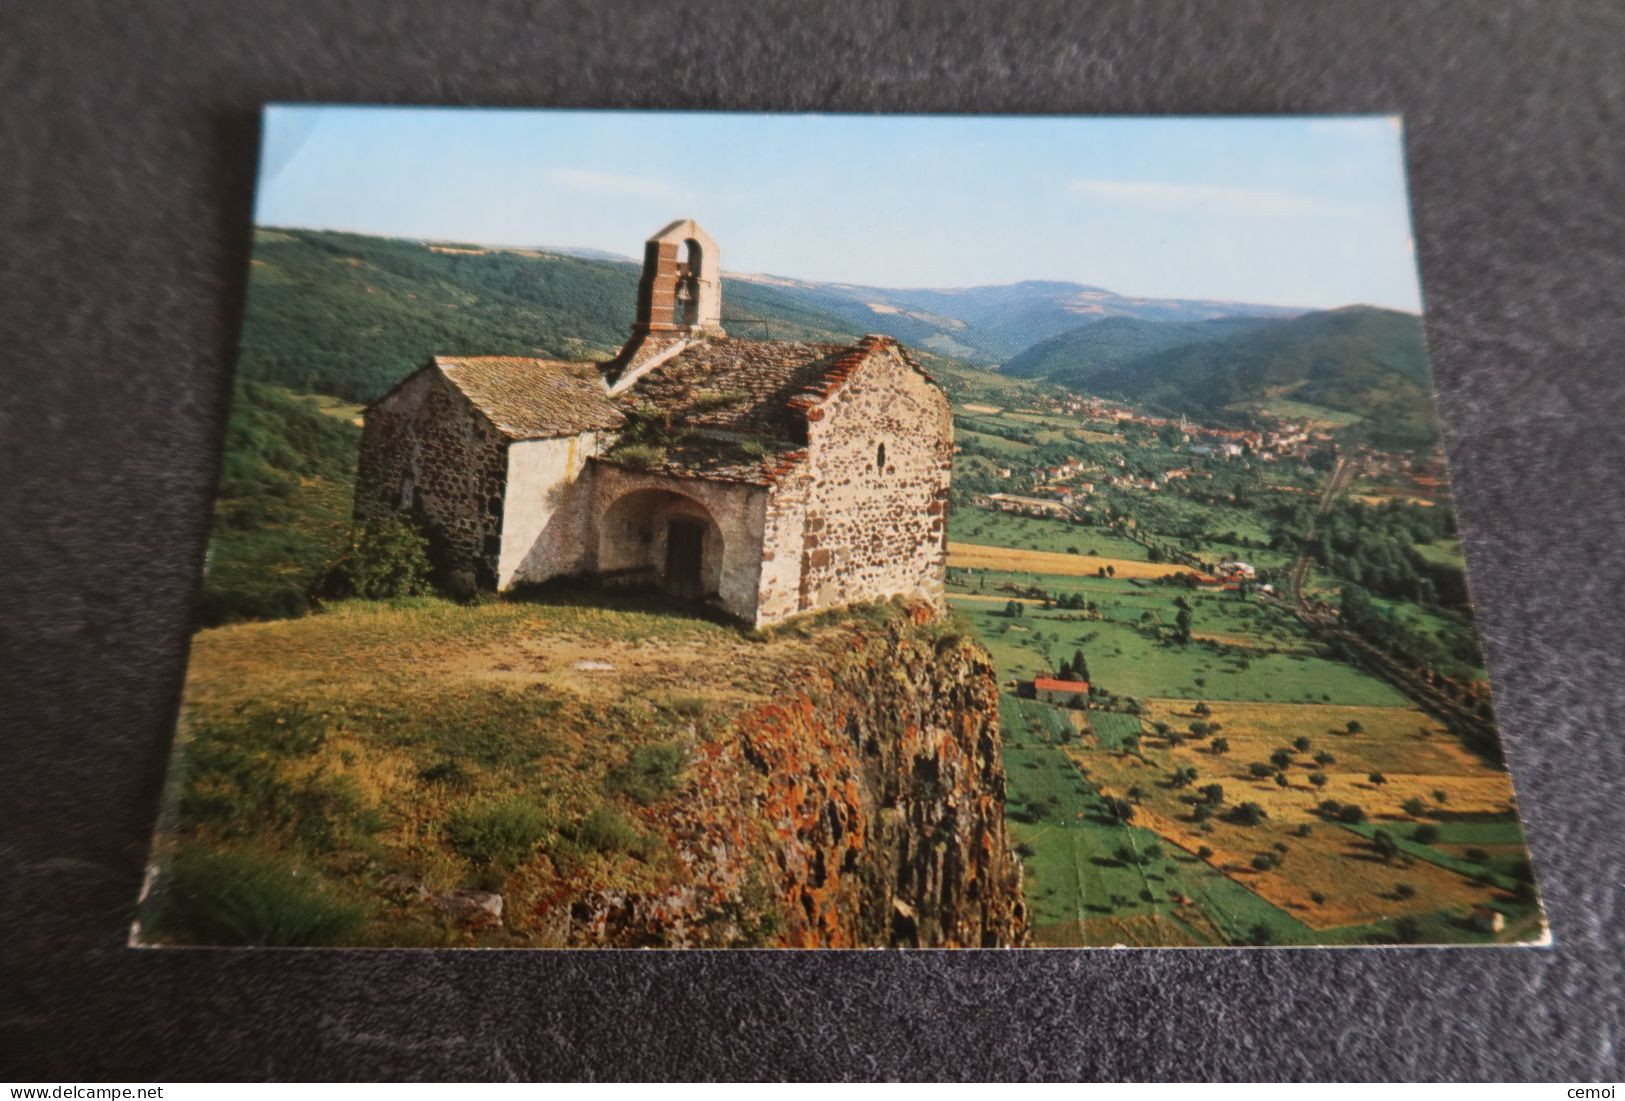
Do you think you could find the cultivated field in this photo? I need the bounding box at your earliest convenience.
[947,542,1183,580]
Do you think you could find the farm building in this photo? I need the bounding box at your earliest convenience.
[1031,676,1091,706]
[354,219,955,628]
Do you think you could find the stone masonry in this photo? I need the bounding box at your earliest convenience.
[354,220,953,626]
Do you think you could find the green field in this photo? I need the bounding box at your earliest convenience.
[1086,711,1142,751]
[1413,538,1467,569]
[952,583,1408,706]
[950,508,1150,560]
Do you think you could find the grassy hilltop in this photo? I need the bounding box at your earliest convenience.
[144,595,1023,948]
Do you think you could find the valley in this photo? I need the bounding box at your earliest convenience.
[182,225,1540,947]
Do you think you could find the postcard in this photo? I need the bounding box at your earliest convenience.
[138,108,1545,948]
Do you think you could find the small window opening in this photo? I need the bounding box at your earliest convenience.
[876,442,887,472]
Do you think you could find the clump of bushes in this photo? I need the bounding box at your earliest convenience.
[605,742,688,806]
[1315,799,1367,824]
[608,442,667,471]
[145,846,363,947]
[573,806,647,854]
[315,514,433,601]
[446,797,553,868]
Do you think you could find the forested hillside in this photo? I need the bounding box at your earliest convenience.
[198,381,361,625]
[1002,306,1437,448]
[1002,315,1271,380]
[238,228,862,404]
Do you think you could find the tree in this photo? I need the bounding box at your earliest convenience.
[1293,736,1311,752]
[1372,829,1400,863]
[1211,736,1230,756]
[1274,772,1289,788]
[1199,783,1225,805]
[1368,771,1387,787]
[1174,606,1193,644]
[1227,802,1267,826]
[1412,824,1440,845]
[1270,748,1294,770]
[1004,600,1023,618]
[1249,763,1274,779]
[1346,720,1364,735]
[1193,701,1212,717]
[1313,750,1336,767]
[1401,796,1427,817]
[1072,650,1090,681]
[1309,772,1329,789]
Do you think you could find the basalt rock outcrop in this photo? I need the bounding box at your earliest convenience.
[567,604,1028,947]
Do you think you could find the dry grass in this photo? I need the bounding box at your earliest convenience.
[1070,695,1524,930]
[157,595,862,946]
[946,542,1183,580]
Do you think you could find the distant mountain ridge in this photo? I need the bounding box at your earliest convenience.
[729,273,1306,363]
[240,227,1309,403]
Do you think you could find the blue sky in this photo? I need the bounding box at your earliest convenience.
[256,108,1423,312]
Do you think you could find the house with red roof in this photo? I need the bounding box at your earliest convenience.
[1031,676,1091,706]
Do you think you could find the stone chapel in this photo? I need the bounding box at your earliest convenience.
[354,219,953,627]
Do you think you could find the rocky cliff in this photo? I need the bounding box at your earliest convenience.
[571,603,1028,948]
[148,597,1025,950]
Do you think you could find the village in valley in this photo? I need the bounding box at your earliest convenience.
[936,371,1537,946]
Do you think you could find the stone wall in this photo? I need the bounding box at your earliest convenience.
[355,368,509,586]
[759,345,952,621]
[588,464,769,621]
[501,431,605,589]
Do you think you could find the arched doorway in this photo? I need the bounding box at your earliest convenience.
[597,488,725,601]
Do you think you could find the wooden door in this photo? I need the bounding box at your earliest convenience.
[664,518,704,599]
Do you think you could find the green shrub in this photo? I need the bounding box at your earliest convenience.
[317,514,433,601]
[609,443,667,471]
[147,847,363,947]
[604,741,687,805]
[571,806,647,857]
[446,798,552,867]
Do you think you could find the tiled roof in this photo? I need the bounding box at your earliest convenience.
[592,335,901,484]
[616,335,891,439]
[1033,677,1089,693]
[431,334,921,484]
[435,356,625,439]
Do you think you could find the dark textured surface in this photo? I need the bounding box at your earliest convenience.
[1,0,1622,1081]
